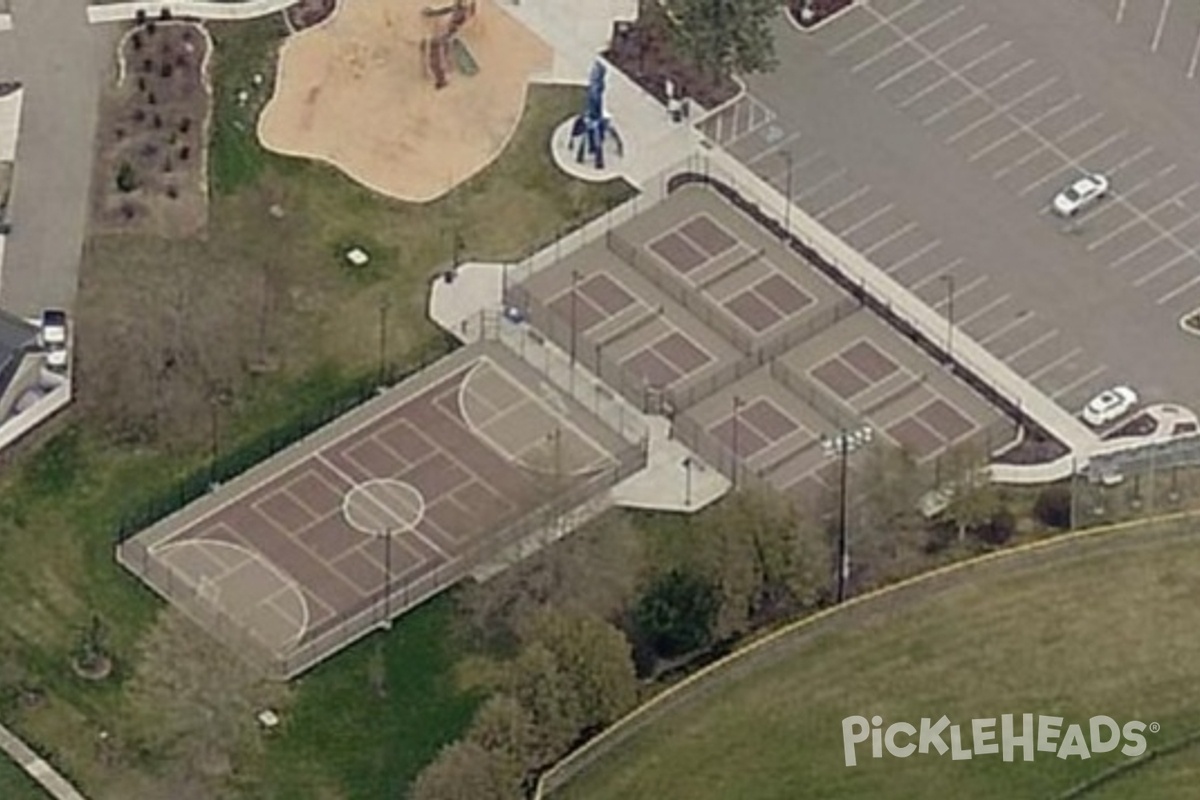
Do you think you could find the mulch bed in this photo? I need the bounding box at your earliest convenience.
[286,0,337,31]
[788,0,855,29]
[93,21,209,237]
[603,18,738,111]
[992,426,1069,465]
[1103,413,1157,440]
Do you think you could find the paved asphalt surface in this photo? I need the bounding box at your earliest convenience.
[704,0,1200,422]
[0,0,115,319]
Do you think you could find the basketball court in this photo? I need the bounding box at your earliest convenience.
[119,341,636,676]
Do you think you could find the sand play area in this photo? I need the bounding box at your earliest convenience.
[259,0,552,202]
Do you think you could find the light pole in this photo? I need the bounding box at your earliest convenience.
[378,294,390,386]
[208,385,232,490]
[780,150,794,236]
[682,456,694,507]
[822,426,873,603]
[381,527,393,630]
[570,270,580,370]
[940,274,955,365]
[731,395,744,486]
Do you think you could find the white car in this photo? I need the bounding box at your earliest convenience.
[38,309,68,373]
[1053,172,1109,217]
[1082,386,1138,427]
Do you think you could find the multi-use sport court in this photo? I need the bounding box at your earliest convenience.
[508,182,1011,508]
[118,341,641,677]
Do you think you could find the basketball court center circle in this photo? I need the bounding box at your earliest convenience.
[342,478,425,535]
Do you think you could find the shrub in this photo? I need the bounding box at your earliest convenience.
[115,162,138,193]
[633,569,721,661]
[976,507,1016,546]
[1034,484,1073,529]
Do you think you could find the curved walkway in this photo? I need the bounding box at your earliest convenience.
[87,0,298,25]
[0,722,86,800]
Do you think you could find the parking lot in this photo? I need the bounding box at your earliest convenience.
[1090,0,1200,80]
[703,0,1200,421]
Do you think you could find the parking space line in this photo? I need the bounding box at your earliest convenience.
[1051,365,1109,400]
[1016,130,1128,197]
[1052,111,1106,143]
[898,73,955,108]
[851,8,966,75]
[1019,93,1080,129]
[876,24,989,91]
[931,275,987,309]
[981,57,1035,91]
[861,221,919,255]
[1152,0,1173,53]
[977,311,1035,346]
[1088,181,1197,251]
[971,127,1027,163]
[956,292,1012,325]
[826,0,925,56]
[1108,201,1200,269]
[1003,329,1060,363]
[910,258,966,291]
[815,186,872,219]
[1132,250,1191,286]
[838,203,897,236]
[1079,169,1168,228]
[1157,270,1200,304]
[1028,347,1083,380]
[724,100,776,148]
[794,168,849,202]
[922,91,980,126]
[946,77,1059,144]
[1109,145,1156,176]
[745,131,803,167]
[991,140,1048,176]
[900,42,1015,110]
[1189,28,1200,78]
[884,239,942,273]
[953,40,1013,76]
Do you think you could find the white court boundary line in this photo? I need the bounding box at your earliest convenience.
[155,538,311,652]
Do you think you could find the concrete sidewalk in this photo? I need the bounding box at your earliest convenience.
[0,722,86,800]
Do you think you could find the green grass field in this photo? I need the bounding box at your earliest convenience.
[0,755,47,800]
[556,517,1200,800]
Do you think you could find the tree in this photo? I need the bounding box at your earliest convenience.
[467,694,536,786]
[523,610,638,732]
[633,568,720,659]
[410,741,513,800]
[665,0,778,81]
[505,642,582,765]
[116,161,138,193]
[941,444,1002,542]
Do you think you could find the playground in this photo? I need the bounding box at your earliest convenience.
[258,0,552,202]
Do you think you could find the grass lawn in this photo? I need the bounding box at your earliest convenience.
[0,755,47,800]
[249,596,482,800]
[556,516,1200,800]
[0,13,633,800]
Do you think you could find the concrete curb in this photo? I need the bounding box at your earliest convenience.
[1180,308,1200,338]
[88,0,299,25]
[783,2,857,35]
[532,508,1200,798]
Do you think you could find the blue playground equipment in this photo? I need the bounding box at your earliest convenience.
[569,61,624,170]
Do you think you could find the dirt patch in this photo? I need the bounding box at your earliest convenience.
[603,13,738,111]
[92,21,210,238]
[788,0,855,29]
[258,0,552,202]
[286,0,337,32]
